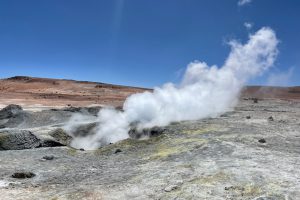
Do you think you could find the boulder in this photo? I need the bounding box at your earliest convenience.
[0,105,30,129]
[0,104,23,120]
[0,130,41,150]
[49,128,73,146]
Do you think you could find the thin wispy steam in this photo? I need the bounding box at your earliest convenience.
[244,22,253,30]
[238,0,252,6]
[67,27,279,150]
[267,67,294,86]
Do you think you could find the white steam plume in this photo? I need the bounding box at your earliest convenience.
[69,27,279,150]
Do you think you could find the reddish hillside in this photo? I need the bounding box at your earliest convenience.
[0,76,299,108]
[0,76,149,108]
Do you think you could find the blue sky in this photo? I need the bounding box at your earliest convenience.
[0,0,299,87]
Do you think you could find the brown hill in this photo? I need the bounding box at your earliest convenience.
[0,76,149,108]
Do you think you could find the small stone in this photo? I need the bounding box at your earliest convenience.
[246,116,251,119]
[258,138,266,143]
[115,149,122,154]
[164,185,178,192]
[42,155,54,160]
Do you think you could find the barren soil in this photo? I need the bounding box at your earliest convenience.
[0,76,148,109]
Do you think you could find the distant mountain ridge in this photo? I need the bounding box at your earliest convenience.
[0,76,299,108]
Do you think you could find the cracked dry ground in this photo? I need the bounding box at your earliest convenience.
[0,98,299,200]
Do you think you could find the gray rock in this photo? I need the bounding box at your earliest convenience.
[0,105,25,129]
[0,130,41,150]
[49,128,73,146]
[114,149,122,154]
[42,155,54,160]
[0,104,23,120]
[164,185,179,192]
[258,138,266,143]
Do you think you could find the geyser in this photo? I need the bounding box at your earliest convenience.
[67,27,279,150]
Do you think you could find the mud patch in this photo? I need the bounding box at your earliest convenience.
[11,172,35,179]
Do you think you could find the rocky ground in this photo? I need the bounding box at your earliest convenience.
[0,76,299,200]
[0,97,299,200]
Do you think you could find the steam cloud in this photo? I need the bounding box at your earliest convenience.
[67,27,279,150]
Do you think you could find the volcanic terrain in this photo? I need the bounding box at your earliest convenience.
[0,76,299,200]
